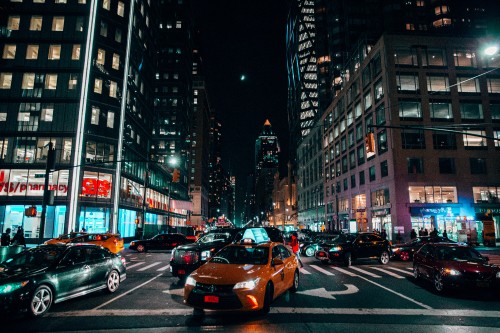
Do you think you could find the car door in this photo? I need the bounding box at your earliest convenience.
[353,234,370,258]
[150,235,164,250]
[270,245,285,297]
[55,247,91,300]
[277,244,296,290]
[417,244,435,279]
[85,247,110,291]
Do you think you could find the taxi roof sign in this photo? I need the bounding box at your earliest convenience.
[240,228,270,244]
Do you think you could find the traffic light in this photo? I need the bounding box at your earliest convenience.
[365,132,375,154]
[25,206,37,217]
[172,168,180,183]
[135,218,140,225]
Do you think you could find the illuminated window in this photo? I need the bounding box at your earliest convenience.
[397,74,419,91]
[118,2,125,17]
[109,81,117,98]
[100,21,108,37]
[41,107,53,122]
[107,111,114,128]
[430,101,452,119]
[72,44,81,60]
[115,28,122,43]
[52,17,64,31]
[76,16,84,32]
[399,101,422,118]
[453,50,477,67]
[433,18,451,28]
[68,74,78,89]
[18,112,31,122]
[0,73,13,89]
[112,53,120,70]
[427,75,449,92]
[22,73,35,89]
[487,78,500,94]
[30,16,43,31]
[2,45,16,59]
[7,16,20,30]
[423,49,446,66]
[55,0,67,3]
[405,23,414,31]
[91,106,100,125]
[94,78,102,94]
[434,5,449,15]
[460,103,483,119]
[463,130,487,147]
[45,74,57,90]
[97,49,105,65]
[176,21,182,28]
[103,0,110,10]
[48,45,61,60]
[457,77,480,93]
[26,45,39,59]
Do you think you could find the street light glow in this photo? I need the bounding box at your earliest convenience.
[484,45,498,56]
[168,156,178,166]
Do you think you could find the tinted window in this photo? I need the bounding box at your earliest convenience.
[277,245,291,259]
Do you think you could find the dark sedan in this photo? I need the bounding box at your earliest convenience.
[129,233,193,252]
[301,233,342,257]
[0,244,126,317]
[413,243,500,293]
[391,236,455,261]
[170,230,241,280]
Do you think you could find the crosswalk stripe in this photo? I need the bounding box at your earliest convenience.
[386,267,413,275]
[137,262,162,271]
[369,266,405,279]
[349,266,381,278]
[310,265,335,276]
[299,267,311,274]
[331,266,357,277]
[126,262,146,269]
[157,265,170,271]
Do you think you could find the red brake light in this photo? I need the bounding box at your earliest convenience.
[120,257,127,267]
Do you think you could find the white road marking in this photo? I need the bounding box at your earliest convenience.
[331,266,358,277]
[349,266,381,278]
[369,266,405,279]
[126,262,146,269]
[297,285,359,299]
[157,264,170,271]
[386,266,413,275]
[137,262,162,271]
[310,265,335,275]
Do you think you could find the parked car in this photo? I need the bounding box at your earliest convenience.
[170,229,242,280]
[391,236,455,261]
[46,233,124,254]
[315,232,391,266]
[413,243,500,293]
[301,232,342,257]
[183,228,299,315]
[0,244,126,317]
[129,233,193,253]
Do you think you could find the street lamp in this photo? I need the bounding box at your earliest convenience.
[166,156,179,228]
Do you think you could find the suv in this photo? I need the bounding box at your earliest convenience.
[315,232,391,266]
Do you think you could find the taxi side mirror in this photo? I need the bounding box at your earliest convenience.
[272,257,284,266]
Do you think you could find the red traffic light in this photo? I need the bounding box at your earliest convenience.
[172,168,180,183]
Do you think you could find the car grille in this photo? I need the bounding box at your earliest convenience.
[462,271,495,281]
[188,283,242,309]
[172,250,199,265]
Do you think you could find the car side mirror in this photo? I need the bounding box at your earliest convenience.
[272,257,284,266]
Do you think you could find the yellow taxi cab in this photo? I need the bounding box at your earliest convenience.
[183,228,300,315]
[45,233,124,253]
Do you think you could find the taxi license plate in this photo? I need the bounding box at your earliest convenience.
[178,269,185,275]
[204,295,219,303]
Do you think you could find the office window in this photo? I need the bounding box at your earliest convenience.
[0,114,6,122]
[52,17,65,31]
[115,28,122,43]
[423,48,446,66]
[341,156,347,173]
[107,111,114,128]
[433,132,456,149]
[112,53,120,70]
[439,158,455,174]
[369,166,376,182]
[7,16,20,30]
[3,45,16,59]
[109,81,117,98]
[357,145,365,165]
[430,101,452,119]
[453,50,477,67]
[493,131,500,147]
[48,45,61,60]
[407,158,423,174]
[41,107,53,122]
[380,160,388,177]
[91,106,99,125]
[18,112,31,122]
[364,92,372,111]
[176,20,182,28]
[22,73,35,89]
[401,129,425,149]
[97,49,105,65]
[350,174,356,188]
[72,45,81,60]
[460,103,483,119]
[376,104,386,124]
[343,178,348,191]
[25,45,39,60]
[103,0,110,10]
[0,73,13,89]
[427,75,449,93]
[34,0,46,2]
[457,76,480,93]
[375,80,383,100]
[359,171,365,185]
[100,21,108,37]
[487,78,500,94]
[397,74,419,91]
[491,104,500,120]
[399,101,422,118]
[94,78,102,94]
[68,74,78,89]
[377,130,388,154]
[45,74,57,89]
[394,47,417,66]
[30,16,43,31]
[75,16,84,32]
[118,2,125,17]
[349,150,355,169]
[55,0,67,3]
[463,130,487,147]
[470,158,487,175]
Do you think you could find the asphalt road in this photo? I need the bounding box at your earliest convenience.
[3,247,500,333]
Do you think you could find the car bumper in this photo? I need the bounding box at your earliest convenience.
[0,287,32,314]
[443,275,500,290]
[170,262,202,278]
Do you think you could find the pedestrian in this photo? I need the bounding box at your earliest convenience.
[1,228,11,246]
[291,231,303,268]
[11,227,26,247]
[410,229,417,239]
[381,229,387,240]
[442,229,448,239]
[430,228,437,238]
[423,228,429,236]
[418,228,424,236]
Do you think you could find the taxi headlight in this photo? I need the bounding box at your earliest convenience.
[201,250,212,261]
[329,246,342,252]
[185,276,197,287]
[233,278,260,290]
[443,268,461,276]
[0,281,29,294]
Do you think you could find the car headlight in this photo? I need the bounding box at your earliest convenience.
[233,278,260,290]
[329,246,342,252]
[201,250,212,261]
[496,271,500,279]
[130,241,135,246]
[185,276,197,287]
[443,268,461,276]
[0,281,29,294]
[392,247,400,252]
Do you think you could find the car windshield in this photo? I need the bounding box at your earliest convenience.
[1,246,66,269]
[197,233,230,243]
[436,247,483,261]
[211,246,269,265]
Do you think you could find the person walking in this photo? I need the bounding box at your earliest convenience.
[410,229,417,239]
[1,228,11,246]
[11,227,26,247]
[442,229,448,239]
[291,231,303,268]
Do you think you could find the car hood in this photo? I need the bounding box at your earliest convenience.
[190,262,266,284]
[175,241,229,252]
[0,265,47,281]
[441,259,498,273]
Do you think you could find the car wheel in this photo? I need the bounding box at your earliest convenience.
[413,264,420,280]
[290,269,299,293]
[137,244,146,253]
[304,247,315,257]
[344,252,352,267]
[260,282,273,315]
[106,270,120,293]
[29,285,53,317]
[400,251,410,261]
[434,271,445,293]
[379,251,390,265]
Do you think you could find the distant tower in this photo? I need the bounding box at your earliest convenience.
[254,120,280,222]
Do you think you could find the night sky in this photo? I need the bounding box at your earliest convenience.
[193,1,291,218]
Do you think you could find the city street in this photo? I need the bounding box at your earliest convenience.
[3,248,500,333]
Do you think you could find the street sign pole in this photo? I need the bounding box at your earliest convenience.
[38,142,56,244]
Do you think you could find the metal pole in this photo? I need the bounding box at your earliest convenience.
[39,142,55,244]
[167,181,172,228]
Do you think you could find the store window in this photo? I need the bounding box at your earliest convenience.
[371,188,390,206]
[409,186,457,203]
[472,187,500,203]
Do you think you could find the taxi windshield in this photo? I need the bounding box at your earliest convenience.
[197,233,230,244]
[211,246,269,265]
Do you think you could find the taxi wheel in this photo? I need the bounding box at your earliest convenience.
[106,270,120,293]
[290,270,299,292]
[260,282,273,315]
[29,285,53,317]
[137,244,146,253]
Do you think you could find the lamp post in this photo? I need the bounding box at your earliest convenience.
[166,156,178,228]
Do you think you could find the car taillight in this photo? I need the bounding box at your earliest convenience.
[120,257,127,267]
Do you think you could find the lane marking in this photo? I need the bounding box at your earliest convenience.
[299,267,311,274]
[137,262,162,271]
[350,266,381,278]
[93,273,163,310]
[331,266,358,277]
[310,265,335,276]
[369,266,405,279]
[157,264,170,271]
[386,266,413,275]
[126,262,146,269]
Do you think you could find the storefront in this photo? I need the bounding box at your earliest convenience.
[410,206,463,242]
[371,208,392,241]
